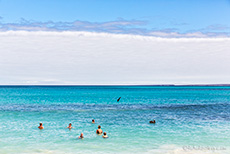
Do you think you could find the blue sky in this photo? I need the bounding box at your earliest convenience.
[0,0,230,36]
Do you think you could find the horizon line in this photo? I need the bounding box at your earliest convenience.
[0,84,230,87]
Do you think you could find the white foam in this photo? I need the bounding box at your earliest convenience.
[146,144,229,154]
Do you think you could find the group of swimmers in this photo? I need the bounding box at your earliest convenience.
[38,119,108,139]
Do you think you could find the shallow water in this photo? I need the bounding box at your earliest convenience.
[0,86,229,154]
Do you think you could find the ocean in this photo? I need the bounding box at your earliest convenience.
[0,86,229,154]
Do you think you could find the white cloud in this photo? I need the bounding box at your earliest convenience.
[0,18,148,34]
[1,19,230,38]
[0,31,230,85]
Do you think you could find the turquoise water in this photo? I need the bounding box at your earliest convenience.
[0,86,229,154]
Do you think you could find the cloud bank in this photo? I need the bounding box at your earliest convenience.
[0,18,230,38]
[0,31,230,85]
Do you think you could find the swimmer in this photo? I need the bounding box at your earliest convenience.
[92,119,95,124]
[78,133,84,139]
[38,123,44,129]
[102,132,108,138]
[149,120,156,124]
[96,125,103,134]
[67,123,73,129]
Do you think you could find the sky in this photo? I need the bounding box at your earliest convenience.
[0,0,230,85]
[0,0,230,36]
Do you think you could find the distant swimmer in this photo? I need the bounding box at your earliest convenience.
[38,123,44,129]
[117,97,121,102]
[102,132,108,138]
[149,120,156,124]
[96,125,103,134]
[78,133,84,139]
[67,123,73,129]
[92,119,95,124]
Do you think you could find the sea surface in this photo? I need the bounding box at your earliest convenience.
[0,86,229,154]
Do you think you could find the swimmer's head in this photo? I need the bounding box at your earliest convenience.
[149,120,156,124]
[80,133,84,137]
[98,125,101,129]
[69,123,72,126]
[40,123,43,126]
[103,132,107,135]
[92,119,95,122]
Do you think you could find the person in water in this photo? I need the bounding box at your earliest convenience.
[102,132,108,138]
[92,119,95,124]
[78,133,84,139]
[67,123,73,129]
[149,120,156,124]
[38,123,44,129]
[96,125,103,134]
